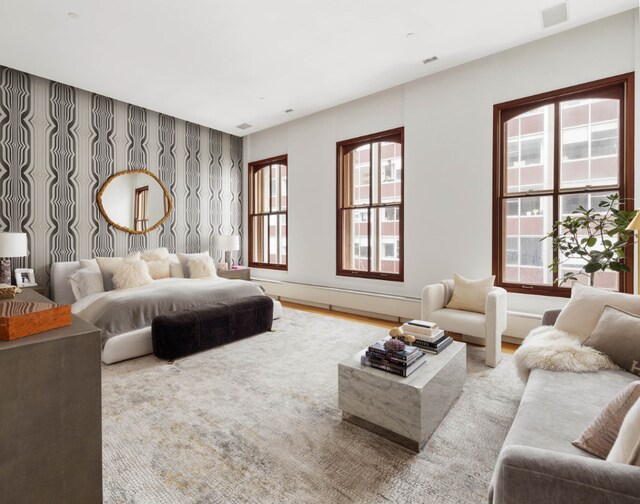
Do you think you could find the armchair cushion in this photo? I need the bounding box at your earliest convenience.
[446,273,495,314]
[429,308,486,339]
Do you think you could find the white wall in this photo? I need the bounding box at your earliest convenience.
[244,10,639,320]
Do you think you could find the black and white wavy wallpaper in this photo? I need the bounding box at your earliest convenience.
[0,66,243,286]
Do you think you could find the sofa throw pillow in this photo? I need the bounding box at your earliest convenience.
[573,381,640,459]
[585,306,640,376]
[68,269,104,301]
[555,283,640,341]
[141,247,170,262]
[187,255,217,279]
[169,262,184,278]
[112,259,153,290]
[177,252,210,278]
[96,252,141,291]
[145,258,171,280]
[607,396,640,466]
[446,273,495,314]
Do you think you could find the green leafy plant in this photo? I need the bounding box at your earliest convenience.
[543,193,637,286]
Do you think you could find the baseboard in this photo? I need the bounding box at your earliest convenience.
[255,278,540,341]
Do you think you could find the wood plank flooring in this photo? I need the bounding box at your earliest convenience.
[280,300,519,355]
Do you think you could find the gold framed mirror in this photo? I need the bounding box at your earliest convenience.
[98,169,173,234]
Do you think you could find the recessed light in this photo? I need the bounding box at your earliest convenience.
[259,97,266,101]
[284,109,294,113]
[236,123,253,130]
[541,2,568,29]
[67,12,80,19]
[406,32,415,39]
[422,56,438,64]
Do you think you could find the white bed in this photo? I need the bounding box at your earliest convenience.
[50,261,282,364]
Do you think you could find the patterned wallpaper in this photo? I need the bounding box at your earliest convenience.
[0,66,243,286]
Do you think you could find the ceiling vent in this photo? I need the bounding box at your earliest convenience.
[422,56,438,64]
[284,109,294,113]
[541,2,568,29]
[236,123,253,130]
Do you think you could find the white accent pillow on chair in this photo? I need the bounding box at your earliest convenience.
[446,273,495,314]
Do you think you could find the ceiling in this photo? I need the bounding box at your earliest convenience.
[0,1,636,136]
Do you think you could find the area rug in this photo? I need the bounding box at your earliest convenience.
[102,307,524,504]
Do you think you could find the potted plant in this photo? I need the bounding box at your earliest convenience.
[543,193,637,286]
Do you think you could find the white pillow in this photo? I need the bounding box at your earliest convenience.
[79,259,100,272]
[68,269,104,301]
[187,255,217,279]
[141,247,170,262]
[607,397,640,466]
[96,252,141,291]
[555,283,640,341]
[446,273,495,314]
[170,262,184,278]
[177,252,210,278]
[112,259,153,290]
[145,258,171,280]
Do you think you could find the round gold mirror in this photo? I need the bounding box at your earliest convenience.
[98,169,173,234]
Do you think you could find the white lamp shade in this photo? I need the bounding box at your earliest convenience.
[214,235,240,251]
[0,232,28,258]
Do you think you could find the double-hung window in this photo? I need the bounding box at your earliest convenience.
[337,128,404,281]
[493,74,634,295]
[248,155,288,269]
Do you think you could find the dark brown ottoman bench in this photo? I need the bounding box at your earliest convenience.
[151,295,273,360]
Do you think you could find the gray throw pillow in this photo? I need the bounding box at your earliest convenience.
[585,305,640,376]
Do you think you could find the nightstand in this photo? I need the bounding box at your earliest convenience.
[21,286,49,298]
[217,268,251,280]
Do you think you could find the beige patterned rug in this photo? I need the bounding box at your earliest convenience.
[102,307,524,503]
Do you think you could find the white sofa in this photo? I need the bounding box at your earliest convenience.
[421,279,507,367]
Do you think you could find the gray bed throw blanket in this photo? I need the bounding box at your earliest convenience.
[73,278,266,346]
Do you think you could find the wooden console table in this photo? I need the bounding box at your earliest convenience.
[0,289,102,503]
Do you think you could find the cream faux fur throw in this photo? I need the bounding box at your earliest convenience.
[514,325,618,382]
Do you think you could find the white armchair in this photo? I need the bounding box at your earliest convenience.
[421,279,507,367]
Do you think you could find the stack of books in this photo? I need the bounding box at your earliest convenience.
[401,320,453,355]
[361,337,427,377]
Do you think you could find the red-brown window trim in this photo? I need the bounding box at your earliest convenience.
[336,127,405,282]
[248,154,288,270]
[492,73,635,297]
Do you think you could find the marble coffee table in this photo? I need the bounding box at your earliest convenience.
[338,341,466,452]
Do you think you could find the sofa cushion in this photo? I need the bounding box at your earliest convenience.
[608,398,640,465]
[573,381,640,459]
[554,283,640,341]
[502,367,637,457]
[586,306,640,377]
[429,308,486,339]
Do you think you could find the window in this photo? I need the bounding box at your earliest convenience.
[337,128,404,280]
[493,74,634,296]
[248,155,288,269]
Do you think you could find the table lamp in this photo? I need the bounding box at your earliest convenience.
[214,235,240,270]
[0,232,28,285]
[626,212,640,293]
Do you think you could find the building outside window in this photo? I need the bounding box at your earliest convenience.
[337,128,404,281]
[248,155,288,269]
[493,74,634,296]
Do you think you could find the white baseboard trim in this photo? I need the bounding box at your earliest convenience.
[256,278,541,342]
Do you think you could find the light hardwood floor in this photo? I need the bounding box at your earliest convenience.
[281,300,519,355]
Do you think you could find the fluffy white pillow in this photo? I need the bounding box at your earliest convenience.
[68,268,104,301]
[96,252,141,291]
[112,259,153,290]
[555,283,640,341]
[607,396,640,465]
[141,247,170,262]
[145,258,171,280]
[177,252,210,278]
[446,273,495,314]
[187,255,217,279]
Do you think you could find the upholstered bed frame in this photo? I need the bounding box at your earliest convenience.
[50,261,282,364]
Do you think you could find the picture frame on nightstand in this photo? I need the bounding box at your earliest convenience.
[14,268,37,288]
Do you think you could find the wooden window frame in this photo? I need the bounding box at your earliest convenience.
[492,73,635,297]
[248,155,288,270]
[336,127,405,282]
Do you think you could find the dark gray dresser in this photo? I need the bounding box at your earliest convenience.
[0,289,102,503]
